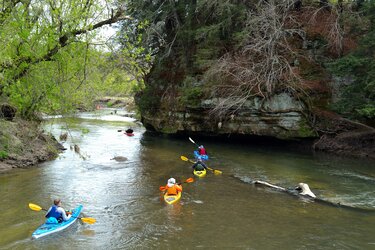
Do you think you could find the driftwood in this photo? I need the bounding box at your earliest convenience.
[254,179,375,213]
[255,180,286,191]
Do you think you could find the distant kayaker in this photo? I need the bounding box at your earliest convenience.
[45,199,71,223]
[192,157,208,172]
[125,128,133,134]
[163,178,182,195]
[197,145,207,156]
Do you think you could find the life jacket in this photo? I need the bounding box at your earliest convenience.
[199,147,206,155]
[194,163,205,171]
[46,205,62,219]
[166,184,182,195]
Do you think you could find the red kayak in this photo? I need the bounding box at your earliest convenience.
[125,132,134,136]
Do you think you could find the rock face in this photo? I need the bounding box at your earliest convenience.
[142,93,317,139]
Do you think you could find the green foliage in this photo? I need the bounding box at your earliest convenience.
[179,83,204,107]
[178,77,204,106]
[0,150,8,159]
[0,0,142,119]
[137,85,161,114]
[81,128,90,134]
[328,1,375,121]
[123,0,251,113]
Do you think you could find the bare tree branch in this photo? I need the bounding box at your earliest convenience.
[205,0,302,118]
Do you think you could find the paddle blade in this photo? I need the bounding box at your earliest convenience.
[29,203,43,212]
[207,167,222,175]
[214,170,222,175]
[189,137,196,144]
[185,177,194,183]
[180,156,188,161]
[80,217,96,224]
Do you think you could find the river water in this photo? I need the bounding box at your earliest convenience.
[0,109,374,249]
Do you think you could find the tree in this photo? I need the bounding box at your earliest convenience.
[204,0,304,117]
[0,0,131,118]
[328,1,375,121]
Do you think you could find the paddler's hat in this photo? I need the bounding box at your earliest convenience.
[167,178,176,187]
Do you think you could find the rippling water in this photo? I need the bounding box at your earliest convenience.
[0,108,374,249]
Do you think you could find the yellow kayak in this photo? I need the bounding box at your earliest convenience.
[164,191,182,205]
[193,169,207,178]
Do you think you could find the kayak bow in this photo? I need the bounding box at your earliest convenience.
[164,191,182,205]
[193,169,207,178]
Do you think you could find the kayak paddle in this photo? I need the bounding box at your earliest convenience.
[180,155,222,175]
[189,137,200,147]
[28,203,96,224]
[159,177,194,191]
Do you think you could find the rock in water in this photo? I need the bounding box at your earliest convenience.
[110,156,128,162]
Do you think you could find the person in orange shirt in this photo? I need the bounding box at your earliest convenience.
[164,178,182,195]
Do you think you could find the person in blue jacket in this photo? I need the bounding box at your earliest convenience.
[192,157,208,171]
[45,199,71,223]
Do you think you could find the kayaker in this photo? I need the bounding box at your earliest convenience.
[45,199,72,223]
[163,178,182,195]
[192,157,208,171]
[197,145,207,156]
[125,128,133,134]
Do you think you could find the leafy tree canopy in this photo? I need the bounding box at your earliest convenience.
[0,0,135,119]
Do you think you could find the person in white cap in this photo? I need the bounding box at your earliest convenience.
[163,178,182,195]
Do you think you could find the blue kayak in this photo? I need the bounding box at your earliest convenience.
[32,205,83,239]
[194,150,209,161]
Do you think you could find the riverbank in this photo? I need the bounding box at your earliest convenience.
[0,118,64,173]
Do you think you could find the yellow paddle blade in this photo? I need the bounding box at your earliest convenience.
[80,217,96,224]
[29,203,43,211]
[207,167,222,175]
[214,170,222,175]
[180,156,188,161]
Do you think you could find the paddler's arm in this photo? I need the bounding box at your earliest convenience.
[45,207,52,217]
[57,207,72,221]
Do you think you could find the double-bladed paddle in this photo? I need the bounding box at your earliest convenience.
[189,137,200,147]
[180,155,222,175]
[28,203,96,224]
[159,177,194,191]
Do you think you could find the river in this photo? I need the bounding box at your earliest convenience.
[0,109,374,249]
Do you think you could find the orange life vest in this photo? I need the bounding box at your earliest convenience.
[166,184,182,195]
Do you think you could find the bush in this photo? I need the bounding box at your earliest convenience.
[0,150,8,159]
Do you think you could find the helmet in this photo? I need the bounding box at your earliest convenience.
[167,178,176,187]
[199,145,204,149]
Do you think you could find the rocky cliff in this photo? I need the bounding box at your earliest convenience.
[142,93,316,139]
